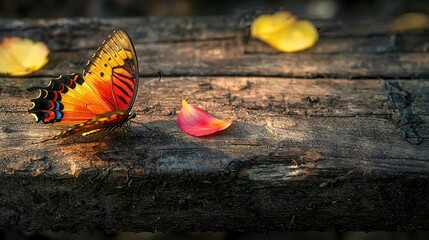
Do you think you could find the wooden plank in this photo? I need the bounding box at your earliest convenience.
[0,16,428,231]
[1,40,427,79]
[2,17,427,52]
[1,18,428,78]
[0,77,428,231]
[0,17,419,41]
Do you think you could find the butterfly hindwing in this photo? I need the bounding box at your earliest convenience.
[28,73,109,124]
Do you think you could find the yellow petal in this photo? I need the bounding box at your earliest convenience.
[251,11,296,38]
[392,13,429,32]
[265,20,319,52]
[0,37,49,76]
[251,11,318,53]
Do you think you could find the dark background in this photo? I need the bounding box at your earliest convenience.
[2,231,429,240]
[0,0,429,19]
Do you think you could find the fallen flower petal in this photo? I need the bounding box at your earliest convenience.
[392,12,429,32]
[0,37,49,76]
[262,19,319,52]
[251,11,296,38]
[177,100,233,137]
[251,11,318,52]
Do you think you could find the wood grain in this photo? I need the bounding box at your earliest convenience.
[0,16,428,232]
[1,18,428,78]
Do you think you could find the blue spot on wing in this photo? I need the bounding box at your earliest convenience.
[54,111,63,121]
[54,101,61,111]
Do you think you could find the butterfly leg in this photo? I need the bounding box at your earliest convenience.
[131,120,153,131]
[90,125,121,148]
[93,124,130,150]
[94,129,111,148]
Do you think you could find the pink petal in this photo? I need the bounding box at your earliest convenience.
[177,100,233,137]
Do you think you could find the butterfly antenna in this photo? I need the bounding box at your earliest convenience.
[141,72,162,100]
[130,72,161,131]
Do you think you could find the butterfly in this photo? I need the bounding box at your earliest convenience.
[28,28,139,142]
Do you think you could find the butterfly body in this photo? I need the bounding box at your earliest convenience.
[41,110,135,142]
[28,29,139,142]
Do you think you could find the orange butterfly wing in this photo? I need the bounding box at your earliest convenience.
[28,29,139,125]
[83,28,139,113]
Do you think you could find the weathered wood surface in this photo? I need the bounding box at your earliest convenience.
[0,16,428,232]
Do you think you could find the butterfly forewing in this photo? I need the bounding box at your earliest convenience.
[83,28,139,112]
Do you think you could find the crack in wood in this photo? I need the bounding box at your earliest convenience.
[382,80,429,144]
